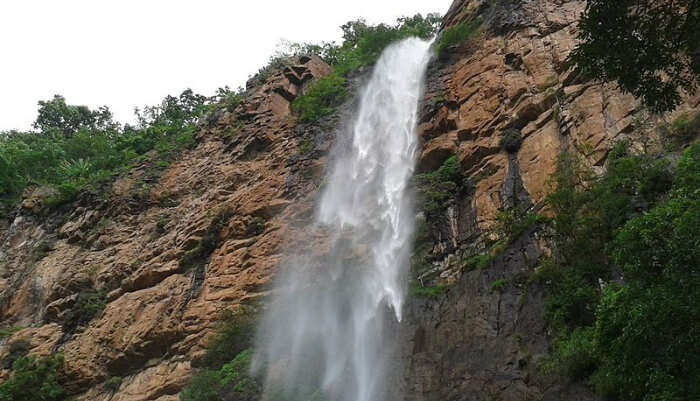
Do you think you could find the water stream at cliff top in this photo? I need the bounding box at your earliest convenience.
[254,37,433,401]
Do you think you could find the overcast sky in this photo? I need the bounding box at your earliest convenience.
[0,0,452,131]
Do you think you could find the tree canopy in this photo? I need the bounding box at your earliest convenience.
[568,0,700,113]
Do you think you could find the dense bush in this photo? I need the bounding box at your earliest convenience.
[181,307,260,401]
[435,18,482,59]
[292,14,442,123]
[0,88,239,214]
[499,128,522,153]
[413,156,470,220]
[201,306,256,369]
[541,143,700,401]
[0,354,66,401]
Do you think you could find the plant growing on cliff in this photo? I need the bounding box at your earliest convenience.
[181,307,261,401]
[0,354,67,401]
[435,17,482,60]
[201,306,257,369]
[541,143,700,401]
[414,156,470,220]
[568,0,700,113]
[292,13,442,123]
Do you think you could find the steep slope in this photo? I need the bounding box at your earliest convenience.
[397,1,699,400]
[0,0,698,400]
[0,56,335,400]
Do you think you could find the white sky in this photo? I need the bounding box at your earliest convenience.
[0,0,452,131]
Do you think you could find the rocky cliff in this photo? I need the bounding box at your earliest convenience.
[0,0,698,400]
[399,1,698,401]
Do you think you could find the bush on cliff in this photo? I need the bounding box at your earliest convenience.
[293,13,442,123]
[181,306,261,401]
[435,17,482,59]
[0,88,239,214]
[542,143,700,401]
[568,0,699,113]
[0,354,66,401]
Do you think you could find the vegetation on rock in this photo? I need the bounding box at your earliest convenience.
[181,306,260,401]
[568,0,699,112]
[293,14,442,123]
[0,354,67,401]
[540,142,700,401]
[435,17,482,59]
[413,156,470,220]
[0,87,242,215]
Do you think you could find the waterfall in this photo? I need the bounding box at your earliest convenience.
[254,37,433,401]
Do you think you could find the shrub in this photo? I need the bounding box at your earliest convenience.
[0,89,217,215]
[181,350,262,401]
[540,143,700,400]
[0,326,22,339]
[662,111,700,147]
[410,283,447,299]
[63,290,106,331]
[499,128,522,153]
[105,376,122,392]
[436,18,482,59]
[0,354,66,401]
[201,306,257,370]
[414,156,470,220]
[540,327,597,381]
[291,14,442,123]
[489,279,507,293]
[293,73,347,123]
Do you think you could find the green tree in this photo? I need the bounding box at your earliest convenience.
[0,355,66,401]
[33,95,118,136]
[568,0,700,112]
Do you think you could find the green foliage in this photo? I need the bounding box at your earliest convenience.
[567,0,700,112]
[292,14,442,123]
[180,208,232,270]
[410,283,447,299]
[540,327,597,381]
[105,376,122,392]
[33,95,118,136]
[541,144,700,401]
[0,326,22,339]
[298,137,314,154]
[0,88,226,214]
[489,279,507,293]
[293,73,347,123]
[0,354,67,401]
[436,18,482,59]
[181,309,261,401]
[414,156,470,220]
[661,111,700,148]
[493,208,547,244]
[63,290,106,331]
[499,128,522,153]
[201,306,256,370]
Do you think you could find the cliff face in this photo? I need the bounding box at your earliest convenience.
[0,1,698,400]
[399,1,699,401]
[0,56,336,400]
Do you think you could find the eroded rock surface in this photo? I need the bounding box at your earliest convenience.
[400,1,699,401]
[1,1,698,400]
[0,56,333,399]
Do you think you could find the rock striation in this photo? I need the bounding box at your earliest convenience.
[0,56,333,400]
[0,1,698,400]
[399,1,699,401]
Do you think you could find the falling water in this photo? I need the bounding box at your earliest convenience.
[254,37,433,401]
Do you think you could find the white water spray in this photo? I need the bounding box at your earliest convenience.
[254,37,433,401]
